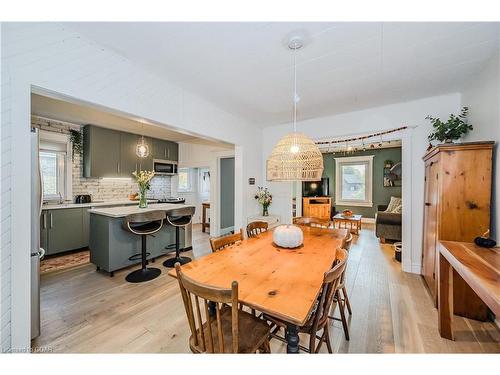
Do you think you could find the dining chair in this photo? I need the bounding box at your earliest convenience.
[246,221,269,238]
[265,248,348,353]
[174,263,271,353]
[295,216,331,228]
[329,232,353,340]
[209,228,244,252]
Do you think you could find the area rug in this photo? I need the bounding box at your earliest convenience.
[40,250,90,274]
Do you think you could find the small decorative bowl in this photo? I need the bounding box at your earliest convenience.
[273,224,304,249]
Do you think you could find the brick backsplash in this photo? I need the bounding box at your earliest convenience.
[34,117,172,201]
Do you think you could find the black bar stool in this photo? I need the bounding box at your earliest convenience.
[122,210,166,283]
[163,206,195,267]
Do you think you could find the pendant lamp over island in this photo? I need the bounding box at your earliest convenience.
[266,37,324,181]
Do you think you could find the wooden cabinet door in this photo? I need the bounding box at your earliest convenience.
[120,132,139,178]
[422,159,440,302]
[47,208,84,254]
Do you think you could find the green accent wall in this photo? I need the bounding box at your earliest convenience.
[322,147,402,218]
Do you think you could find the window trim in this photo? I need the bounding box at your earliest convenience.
[39,130,72,201]
[335,155,374,207]
[177,167,195,193]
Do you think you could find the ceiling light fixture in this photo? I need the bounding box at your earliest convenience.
[136,124,150,158]
[266,37,324,181]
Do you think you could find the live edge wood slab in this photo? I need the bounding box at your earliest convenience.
[438,241,500,340]
[168,226,348,353]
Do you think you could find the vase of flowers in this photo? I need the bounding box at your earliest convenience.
[255,186,272,216]
[426,106,473,144]
[132,170,155,208]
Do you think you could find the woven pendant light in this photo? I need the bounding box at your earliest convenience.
[266,37,323,181]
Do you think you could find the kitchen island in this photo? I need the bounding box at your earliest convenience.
[88,203,195,276]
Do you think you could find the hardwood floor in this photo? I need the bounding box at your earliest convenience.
[32,223,500,353]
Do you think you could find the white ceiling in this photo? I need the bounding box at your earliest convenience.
[31,94,234,149]
[66,22,500,126]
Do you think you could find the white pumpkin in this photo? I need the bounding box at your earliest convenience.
[273,224,303,248]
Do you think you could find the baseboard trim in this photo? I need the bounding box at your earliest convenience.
[361,218,375,224]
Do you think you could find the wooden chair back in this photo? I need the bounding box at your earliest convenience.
[344,232,353,251]
[210,228,244,252]
[295,216,331,228]
[309,248,348,335]
[175,263,239,353]
[246,221,269,238]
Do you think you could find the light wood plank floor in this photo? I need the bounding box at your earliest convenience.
[33,224,500,353]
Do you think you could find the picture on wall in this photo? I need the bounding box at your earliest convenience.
[383,160,402,187]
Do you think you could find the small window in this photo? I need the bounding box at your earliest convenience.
[39,130,71,201]
[40,150,66,200]
[335,155,374,207]
[178,168,194,192]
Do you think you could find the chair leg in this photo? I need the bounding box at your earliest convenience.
[342,286,352,315]
[324,328,333,353]
[260,339,271,353]
[338,294,350,341]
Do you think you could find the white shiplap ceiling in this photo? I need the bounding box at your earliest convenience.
[66,22,500,126]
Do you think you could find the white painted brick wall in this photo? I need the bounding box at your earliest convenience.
[1,23,12,352]
[33,117,172,201]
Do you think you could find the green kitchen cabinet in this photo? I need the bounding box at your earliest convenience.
[120,132,140,177]
[40,211,49,253]
[83,125,121,178]
[82,208,90,247]
[43,208,85,255]
[152,138,178,161]
[166,141,179,161]
[137,136,154,171]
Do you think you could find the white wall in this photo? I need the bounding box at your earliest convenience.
[0,22,262,351]
[176,142,245,228]
[262,93,462,274]
[461,50,500,242]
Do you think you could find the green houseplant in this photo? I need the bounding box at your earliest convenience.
[132,170,155,208]
[426,106,473,144]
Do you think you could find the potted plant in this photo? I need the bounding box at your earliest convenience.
[255,186,272,216]
[132,170,155,208]
[426,106,473,144]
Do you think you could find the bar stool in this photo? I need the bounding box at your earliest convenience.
[163,206,195,268]
[122,210,166,283]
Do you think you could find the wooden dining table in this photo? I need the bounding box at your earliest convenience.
[168,225,348,353]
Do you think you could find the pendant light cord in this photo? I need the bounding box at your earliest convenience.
[293,42,297,132]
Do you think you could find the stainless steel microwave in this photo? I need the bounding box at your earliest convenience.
[153,159,178,175]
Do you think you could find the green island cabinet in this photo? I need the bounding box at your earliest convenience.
[41,208,87,256]
[83,125,176,178]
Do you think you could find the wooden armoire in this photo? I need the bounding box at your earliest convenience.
[422,141,494,321]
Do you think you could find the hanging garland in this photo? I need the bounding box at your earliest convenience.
[315,126,408,146]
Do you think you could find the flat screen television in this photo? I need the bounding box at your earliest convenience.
[302,178,329,197]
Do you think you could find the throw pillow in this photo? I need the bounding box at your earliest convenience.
[392,204,402,214]
[386,196,402,212]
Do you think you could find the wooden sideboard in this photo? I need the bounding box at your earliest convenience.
[302,197,331,220]
[422,141,494,321]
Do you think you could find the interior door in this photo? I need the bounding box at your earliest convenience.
[422,159,439,302]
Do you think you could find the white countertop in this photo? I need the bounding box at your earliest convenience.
[42,199,158,210]
[88,203,195,218]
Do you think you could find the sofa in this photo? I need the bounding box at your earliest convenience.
[375,204,402,243]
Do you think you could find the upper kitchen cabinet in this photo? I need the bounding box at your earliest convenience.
[119,132,140,178]
[83,125,177,177]
[138,136,154,171]
[83,125,121,178]
[153,139,179,161]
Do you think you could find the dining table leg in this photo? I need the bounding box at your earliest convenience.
[286,324,300,353]
[438,252,454,340]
